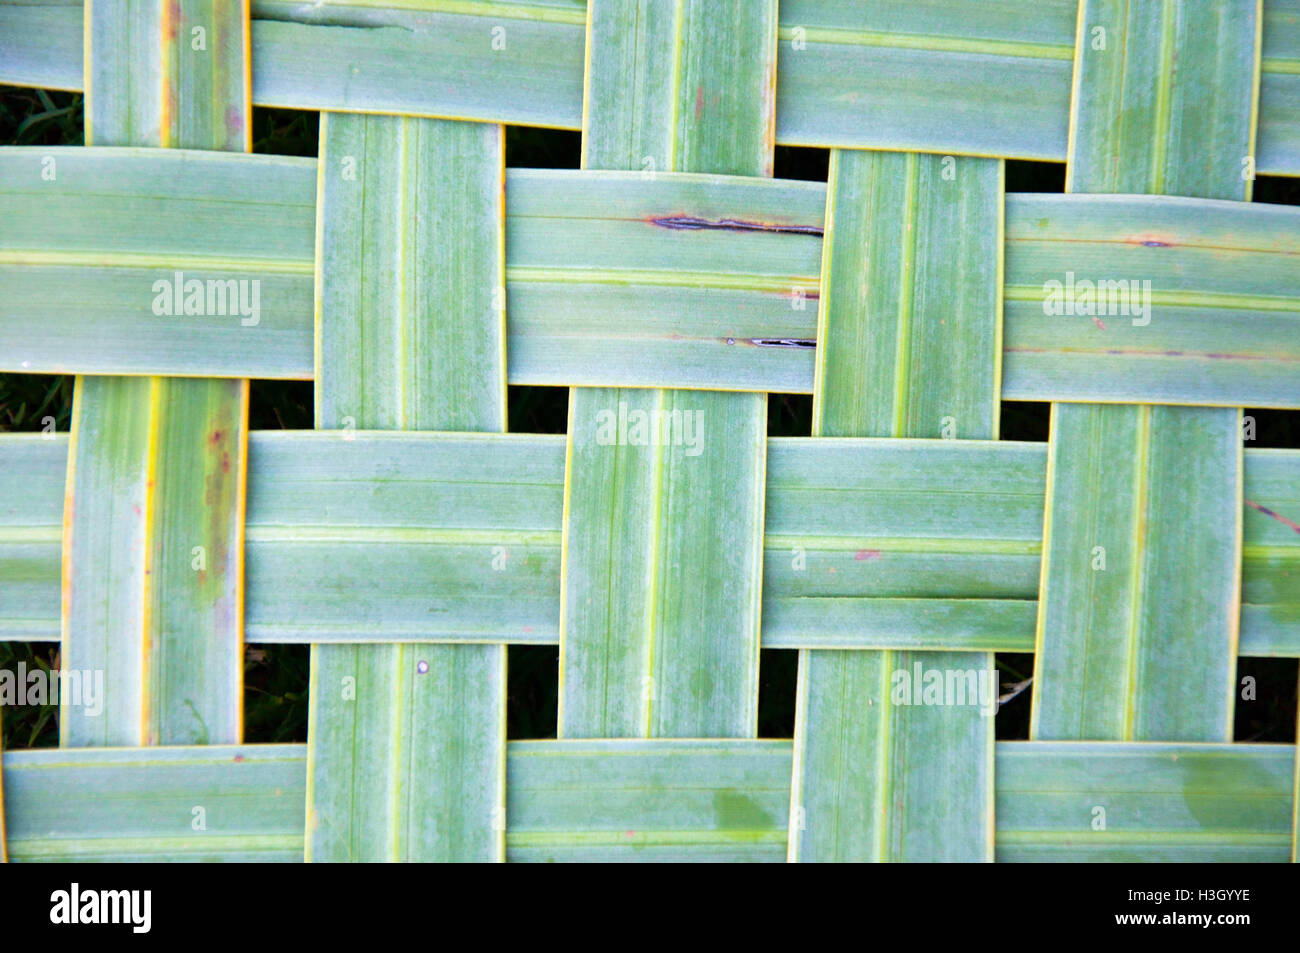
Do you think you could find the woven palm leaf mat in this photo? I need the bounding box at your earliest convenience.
[0,0,1298,862]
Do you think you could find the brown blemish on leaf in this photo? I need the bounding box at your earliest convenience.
[1125,233,1175,248]
[1245,499,1300,535]
[750,338,815,349]
[648,214,823,237]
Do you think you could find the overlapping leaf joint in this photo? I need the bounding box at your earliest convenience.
[0,0,1298,862]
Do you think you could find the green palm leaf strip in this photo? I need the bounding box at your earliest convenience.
[252,0,588,128]
[87,0,251,152]
[558,0,775,739]
[0,0,85,91]
[1032,404,1242,741]
[62,377,248,745]
[244,432,565,643]
[0,146,317,379]
[63,0,250,747]
[1260,0,1300,174]
[810,152,1003,436]
[1003,193,1300,408]
[1064,0,1259,198]
[6,153,1300,405]
[763,437,1044,653]
[1031,0,1257,744]
[506,168,823,394]
[4,0,1300,173]
[580,0,776,176]
[775,0,1076,159]
[0,436,67,640]
[789,151,1002,862]
[506,739,791,862]
[9,432,1299,659]
[997,742,1293,862]
[3,744,306,862]
[305,113,507,862]
[4,739,1289,861]
[1240,448,1300,656]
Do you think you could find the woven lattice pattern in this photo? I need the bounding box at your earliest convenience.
[0,0,1298,861]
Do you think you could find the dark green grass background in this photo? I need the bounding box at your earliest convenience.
[1,87,1296,747]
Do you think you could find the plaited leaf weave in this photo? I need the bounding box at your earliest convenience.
[0,0,1298,862]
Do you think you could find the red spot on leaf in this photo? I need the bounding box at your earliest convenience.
[855,549,882,561]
